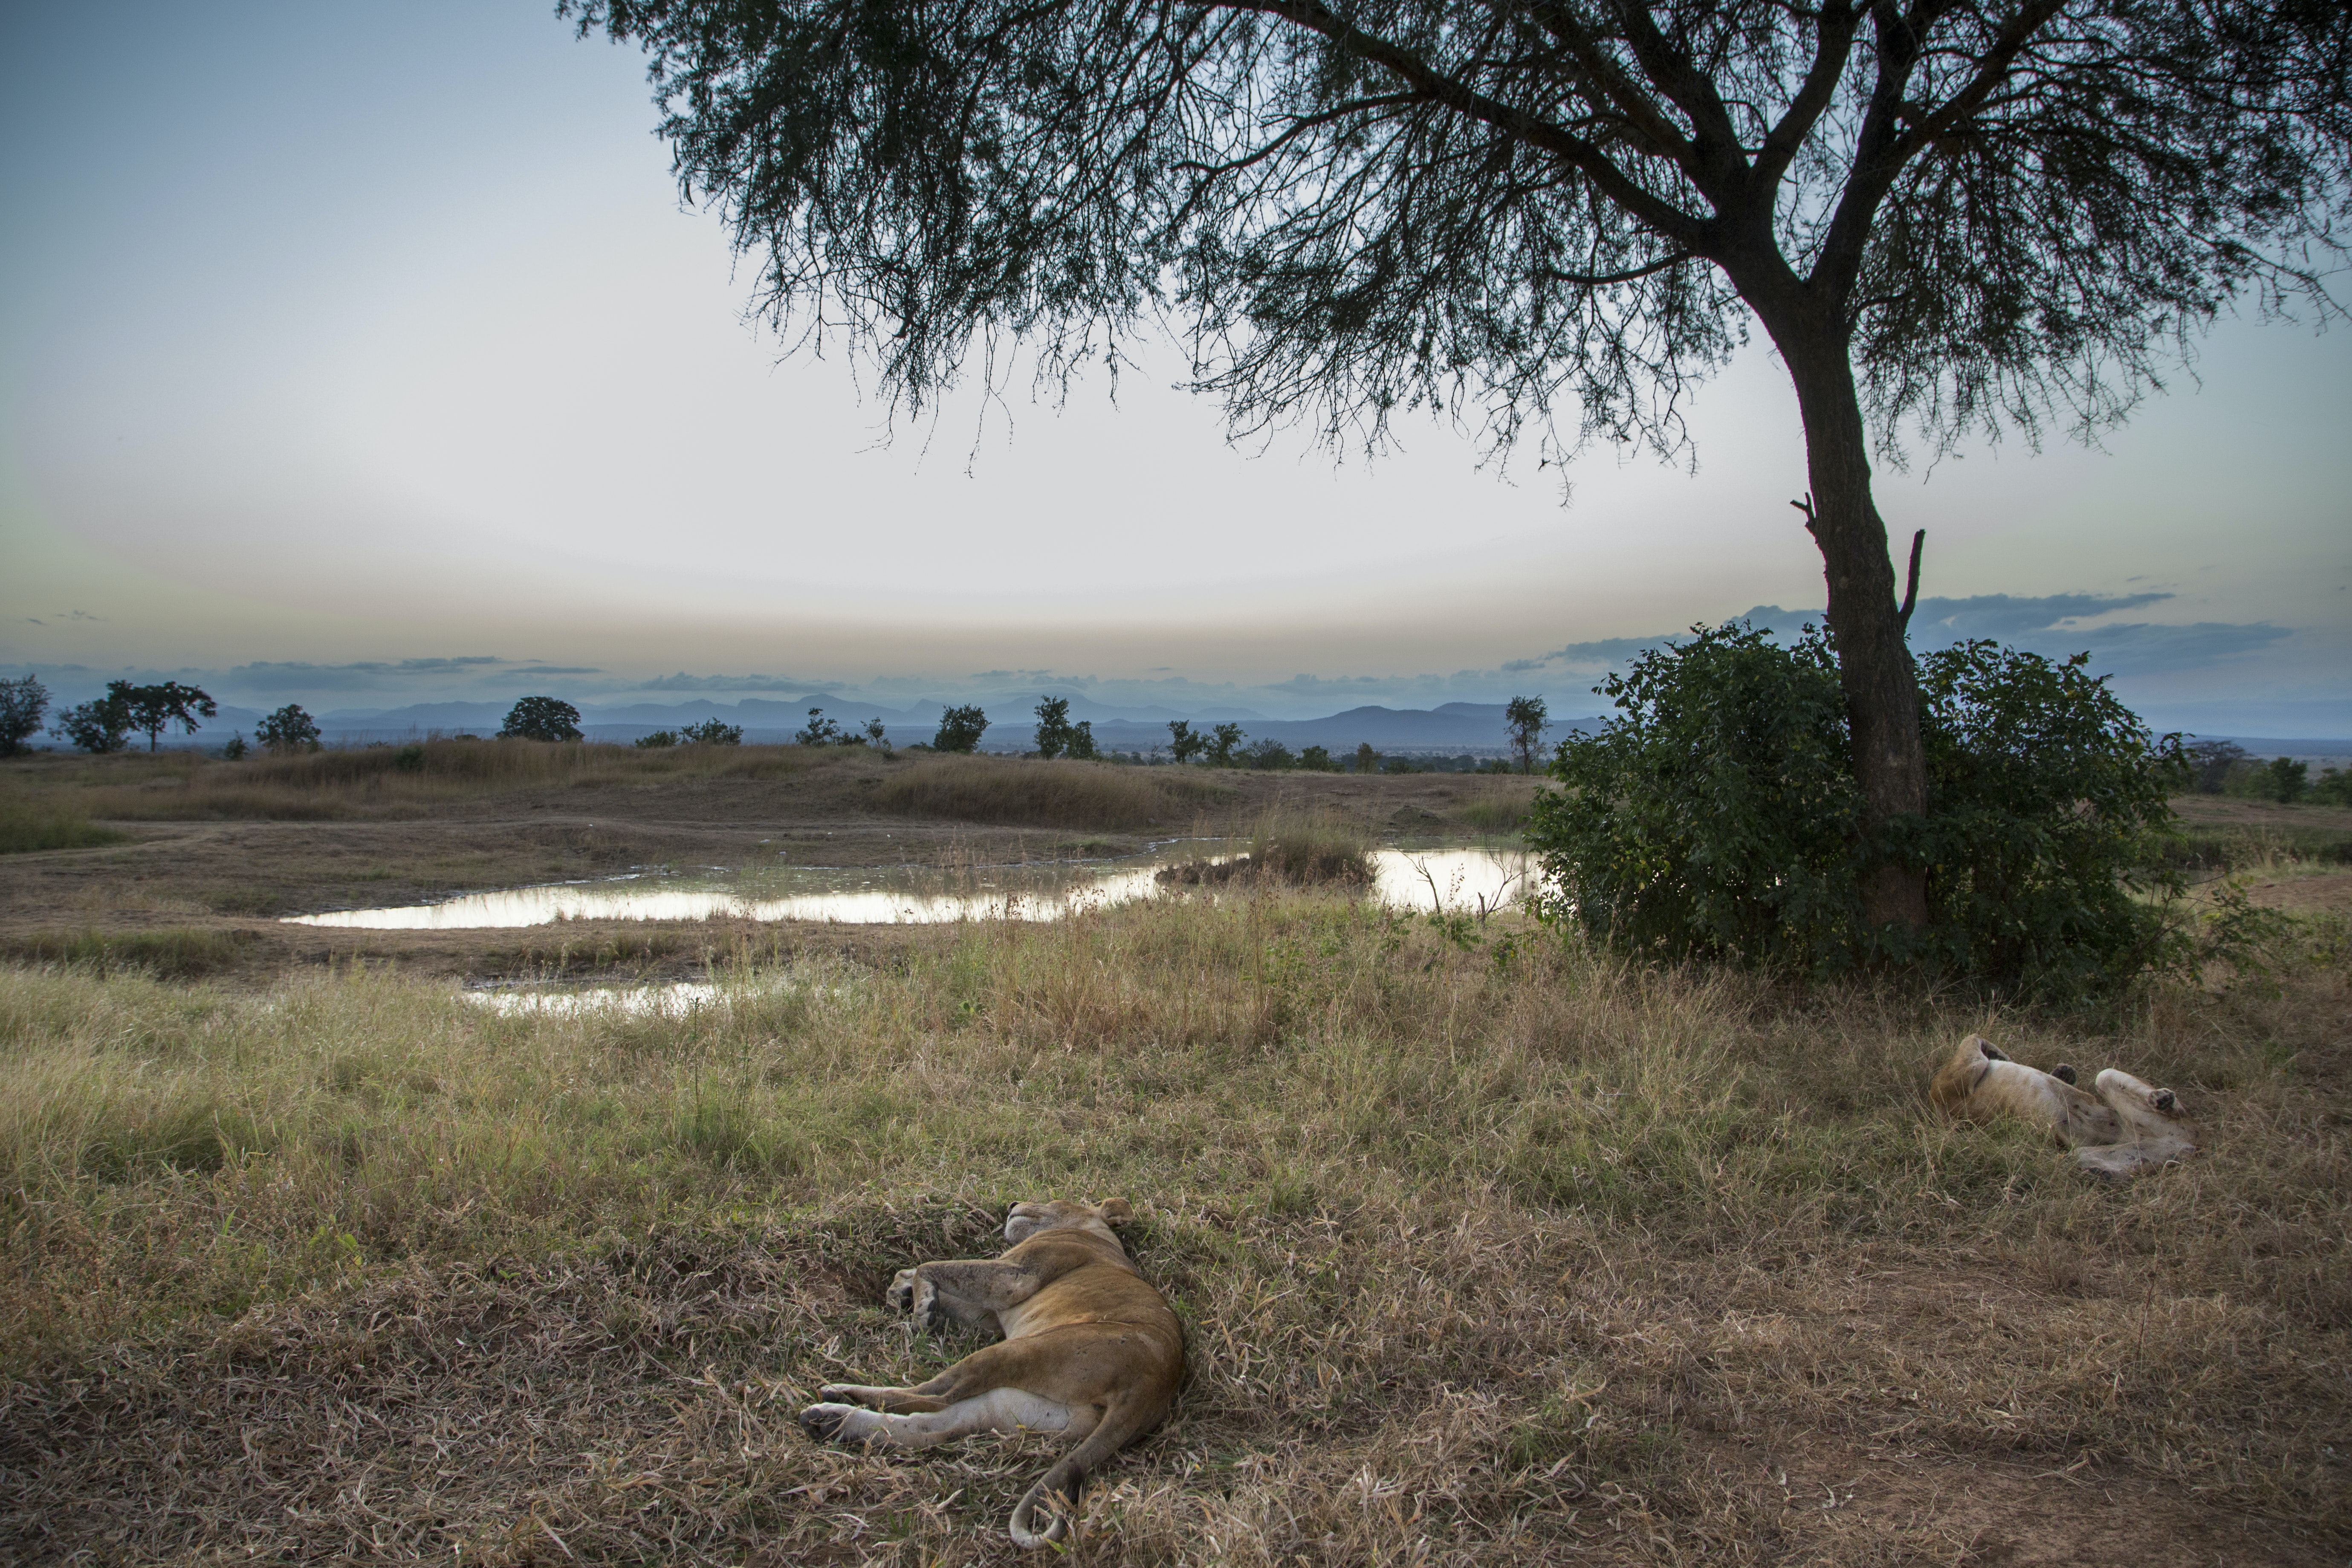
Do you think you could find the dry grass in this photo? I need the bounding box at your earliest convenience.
[0,898,2345,1564]
[0,740,816,822]
[1160,809,1374,887]
[874,753,1235,829]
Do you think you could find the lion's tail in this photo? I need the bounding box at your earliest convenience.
[1008,1394,1158,1551]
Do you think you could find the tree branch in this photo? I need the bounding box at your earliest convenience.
[1539,250,1694,286]
[1217,0,1710,248]
[1899,528,1924,630]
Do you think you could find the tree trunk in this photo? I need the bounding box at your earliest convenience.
[1771,318,1932,934]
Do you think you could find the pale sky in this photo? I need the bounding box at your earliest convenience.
[4,1,2347,732]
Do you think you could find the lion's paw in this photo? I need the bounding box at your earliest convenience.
[799,1403,858,1444]
[887,1268,918,1313]
[911,1279,946,1334]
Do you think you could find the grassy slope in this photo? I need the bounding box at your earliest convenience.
[2,894,2345,1564]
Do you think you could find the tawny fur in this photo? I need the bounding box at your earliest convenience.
[797,1198,1183,1549]
[1930,1034,2198,1176]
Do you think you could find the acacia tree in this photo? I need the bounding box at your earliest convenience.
[572,0,2349,929]
[1505,695,1550,774]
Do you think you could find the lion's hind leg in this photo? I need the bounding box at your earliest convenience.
[818,1383,953,1415]
[801,1387,1088,1450]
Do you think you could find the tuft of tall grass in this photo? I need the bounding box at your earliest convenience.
[2,927,257,979]
[0,798,129,853]
[873,753,1233,828]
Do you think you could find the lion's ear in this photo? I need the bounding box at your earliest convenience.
[1096,1198,1133,1225]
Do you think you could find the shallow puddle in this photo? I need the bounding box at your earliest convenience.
[286,846,1535,930]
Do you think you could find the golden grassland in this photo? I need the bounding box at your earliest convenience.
[0,738,816,823]
[871,752,1237,830]
[2,884,2346,1564]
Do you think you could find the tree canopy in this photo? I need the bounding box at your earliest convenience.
[573,0,2345,460]
[501,696,585,742]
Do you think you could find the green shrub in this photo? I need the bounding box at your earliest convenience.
[2311,767,2352,807]
[4,927,254,978]
[932,705,988,752]
[679,719,744,746]
[1242,738,1295,770]
[634,730,679,749]
[1526,622,2183,989]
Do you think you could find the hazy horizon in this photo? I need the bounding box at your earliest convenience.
[6,2,2347,740]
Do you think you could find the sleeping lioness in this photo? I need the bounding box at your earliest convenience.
[1930,1034,2199,1176]
[798,1198,1183,1549]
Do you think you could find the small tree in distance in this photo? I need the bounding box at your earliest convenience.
[1032,697,1076,758]
[680,718,744,745]
[1166,720,1205,765]
[52,689,132,753]
[500,696,584,742]
[0,675,49,756]
[1205,724,1246,769]
[120,682,217,751]
[1353,743,1382,776]
[932,705,989,753]
[794,708,843,745]
[1504,697,1549,775]
[255,704,321,753]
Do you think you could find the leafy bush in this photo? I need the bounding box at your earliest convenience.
[1,675,50,755]
[1242,738,1295,770]
[51,690,132,753]
[499,696,583,742]
[932,704,988,752]
[1205,722,1246,768]
[680,719,744,746]
[2312,767,2352,807]
[219,734,248,761]
[1167,720,1206,764]
[1298,744,1338,772]
[1352,742,1381,774]
[1526,622,2184,989]
[635,730,678,749]
[255,704,321,753]
[2257,757,2308,803]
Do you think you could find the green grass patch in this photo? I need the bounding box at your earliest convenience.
[0,798,128,853]
[3,927,258,979]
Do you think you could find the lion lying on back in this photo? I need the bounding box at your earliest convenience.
[1931,1034,2198,1176]
[798,1198,1183,1550]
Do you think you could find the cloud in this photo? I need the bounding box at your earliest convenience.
[632,671,818,692]
[224,657,605,693]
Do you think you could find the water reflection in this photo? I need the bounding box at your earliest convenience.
[286,846,1534,931]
